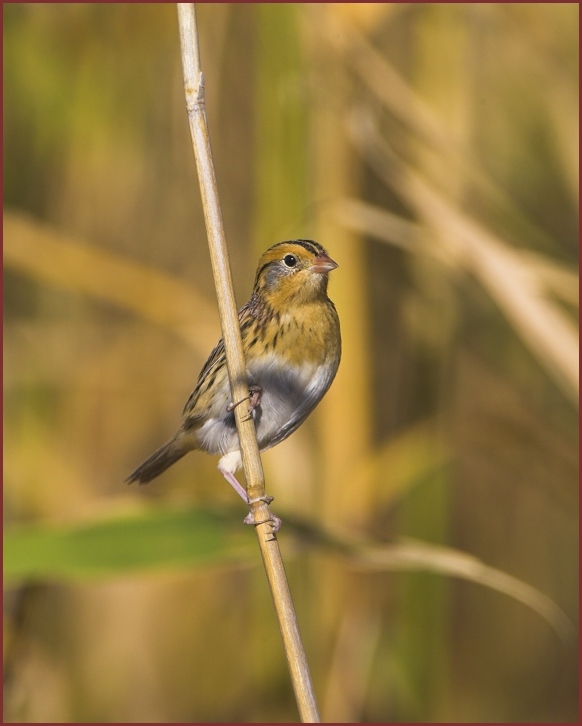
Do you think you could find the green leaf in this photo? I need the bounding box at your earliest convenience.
[4,506,257,583]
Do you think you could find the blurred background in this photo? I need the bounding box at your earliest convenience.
[3,3,578,722]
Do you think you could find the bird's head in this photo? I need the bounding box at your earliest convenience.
[253,240,338,305]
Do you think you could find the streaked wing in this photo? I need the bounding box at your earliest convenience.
[182,300,255,416]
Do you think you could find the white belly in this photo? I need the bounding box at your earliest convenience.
[196,353,336,461]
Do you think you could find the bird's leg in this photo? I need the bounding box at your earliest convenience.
[226,385,262,419]
[219,469,249,502]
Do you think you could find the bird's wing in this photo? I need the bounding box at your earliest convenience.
[182,301,255,417]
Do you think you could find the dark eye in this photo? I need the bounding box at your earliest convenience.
[283,254,297,268]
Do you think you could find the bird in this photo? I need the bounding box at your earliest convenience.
[126,239,341,525]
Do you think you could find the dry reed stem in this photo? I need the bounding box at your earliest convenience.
[348,537,576,644]
[318,7,566,256]
[176,5,320,722]
[3,211,219,353]
[348,110,579,403]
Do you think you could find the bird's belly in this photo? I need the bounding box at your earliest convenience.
[196,354,334,456]
[249,355,333,447]
[252,367,312,445]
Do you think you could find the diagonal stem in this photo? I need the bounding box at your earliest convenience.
[176,4,320,722]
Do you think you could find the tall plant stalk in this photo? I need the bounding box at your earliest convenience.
[175,4,320,722]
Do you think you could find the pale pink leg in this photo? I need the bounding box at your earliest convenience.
[220,469,249,502]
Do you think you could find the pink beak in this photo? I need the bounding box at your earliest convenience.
[310,254,338,273]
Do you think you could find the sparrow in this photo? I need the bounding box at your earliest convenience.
[126,240,341,522]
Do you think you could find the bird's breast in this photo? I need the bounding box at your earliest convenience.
[195,300,340,457]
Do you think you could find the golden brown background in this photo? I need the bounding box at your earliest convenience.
[4,3,578,722]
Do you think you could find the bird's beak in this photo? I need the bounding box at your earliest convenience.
[310,254,338,273]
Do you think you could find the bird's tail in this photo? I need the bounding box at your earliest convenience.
[126,435,190,484]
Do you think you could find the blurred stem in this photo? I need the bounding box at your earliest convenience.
[309,6,372,529]
[391,5,474,716]
[3,211,220,353]
[176,5,319,722]
[307,5,373,721]
[254,3,306,251]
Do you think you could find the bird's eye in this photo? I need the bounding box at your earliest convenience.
[283,254,297,268]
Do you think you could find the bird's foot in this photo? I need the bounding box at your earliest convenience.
[244,495,281,534]
[226,385,262,420]
[219,468,280,534]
